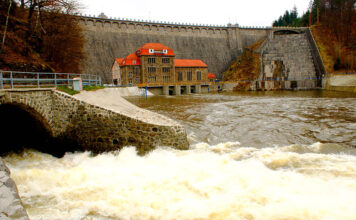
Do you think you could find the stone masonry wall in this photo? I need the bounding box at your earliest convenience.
[78,17,269,82]
[52,91,189,154]
[260,32,317,90]
[0,89,189,155]
[0,89,54,134]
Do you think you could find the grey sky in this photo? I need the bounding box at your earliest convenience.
[79,0,310,27]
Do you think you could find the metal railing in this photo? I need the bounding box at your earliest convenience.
[305,28,326,87]
[136,82,213,87]
[223,76,321,84]
[0,71,102,89]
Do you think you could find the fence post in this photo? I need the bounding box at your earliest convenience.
[96,75,98,86]
[54,73,57,88]
[67,74,70,86]
[0,72,3,89]
[10,72,13,89]
[37,73,40,88]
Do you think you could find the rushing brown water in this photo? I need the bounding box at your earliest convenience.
[128,91,356,148]
[4,90,356,220]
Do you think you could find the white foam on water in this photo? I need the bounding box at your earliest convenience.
[4,142,356,220]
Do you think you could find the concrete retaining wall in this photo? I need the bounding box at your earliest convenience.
[324,74,356,93]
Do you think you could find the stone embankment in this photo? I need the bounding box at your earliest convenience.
[0,159,29,220]
[0,88,189,154]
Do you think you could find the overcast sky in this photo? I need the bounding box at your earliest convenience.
[79,0,310,27]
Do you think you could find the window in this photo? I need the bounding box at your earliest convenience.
[135,67,140,74]
[136,77,140,83]
[129,72,133,78]
[148,76,156,82]
[163,75,170,82]
[149,49,154,53]
[177,72,183,81]
[133,60,136,64]
[148,57,156,64]
[163,49,168,54]
[148,67,156,73]
[187,71,192,81]
[162,67,170,73]
[196,71,201,81]
[129,79,133,84]
[162,58,170,63]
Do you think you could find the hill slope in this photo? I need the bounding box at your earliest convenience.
[222,38,265,90]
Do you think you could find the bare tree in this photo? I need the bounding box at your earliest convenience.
[1,0,13,53]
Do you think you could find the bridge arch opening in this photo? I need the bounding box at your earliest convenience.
[273,30,300,35]
[0,104,79,157]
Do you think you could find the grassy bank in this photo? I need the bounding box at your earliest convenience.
[57,85,104,95]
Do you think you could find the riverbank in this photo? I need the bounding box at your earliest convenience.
[0,158,29,220]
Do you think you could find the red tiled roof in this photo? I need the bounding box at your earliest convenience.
[115,58,124,65]
[136,43,175,56]
[120,53,141,66]
[174,59,208,67]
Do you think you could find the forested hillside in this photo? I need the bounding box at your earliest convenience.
[273,0,355,73]
[0,0,84,72]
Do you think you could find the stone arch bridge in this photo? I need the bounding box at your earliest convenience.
[0,89,188,155]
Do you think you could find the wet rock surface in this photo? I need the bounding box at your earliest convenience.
[0,158,29,220]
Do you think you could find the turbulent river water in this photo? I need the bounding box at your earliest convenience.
[4,90,356,220]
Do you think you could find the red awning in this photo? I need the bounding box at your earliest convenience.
[208,73,216,79]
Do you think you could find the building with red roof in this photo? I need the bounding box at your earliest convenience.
[112,43,208,85]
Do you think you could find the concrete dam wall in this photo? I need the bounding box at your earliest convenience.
[78,17,269,83]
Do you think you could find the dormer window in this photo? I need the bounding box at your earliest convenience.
[163,49,168,54]
[149,49,154,53]
[133,60,136,64]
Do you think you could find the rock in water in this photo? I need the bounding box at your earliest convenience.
[0,158,29,220]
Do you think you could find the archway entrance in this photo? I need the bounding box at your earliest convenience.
[0,104,79,157]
